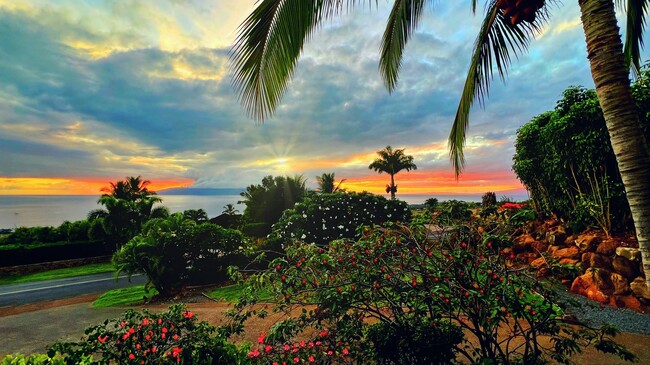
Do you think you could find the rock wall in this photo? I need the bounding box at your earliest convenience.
[511,220,648,312]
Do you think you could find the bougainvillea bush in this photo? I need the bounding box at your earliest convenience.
[270,192,410,247]
[237,217,635,364]
[48,304,249,365]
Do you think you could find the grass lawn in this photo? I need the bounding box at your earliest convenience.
[0,262,115,286]
[205,283,273,303]
[93,285,158,308]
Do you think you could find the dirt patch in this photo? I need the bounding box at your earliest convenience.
[1,297,649,363]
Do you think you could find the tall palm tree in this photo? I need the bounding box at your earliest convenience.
[230,0,650,287]
[368,146,417,199]
[222,204,239,215]
[316,172,346,193]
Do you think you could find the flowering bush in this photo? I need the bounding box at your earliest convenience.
[48,304,249,364]
[270,192,410,247]
[235,217,635,364]
[246,331,353,365]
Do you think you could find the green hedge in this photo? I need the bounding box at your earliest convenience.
[0,241,111,267]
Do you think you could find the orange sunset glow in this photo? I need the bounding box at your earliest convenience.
[0,178,195,196]
[342,170,525,196]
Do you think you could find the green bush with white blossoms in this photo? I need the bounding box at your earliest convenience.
[270,192,411,246]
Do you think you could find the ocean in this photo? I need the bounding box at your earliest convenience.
[0,192,528,229]
[0,195,245,229]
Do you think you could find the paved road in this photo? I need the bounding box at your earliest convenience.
[0,272,147,307]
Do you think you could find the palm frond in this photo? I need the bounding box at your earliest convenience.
[623,0,648,78]
[450,1,550,177]
[379,0,431,92]
[231,0,377,121]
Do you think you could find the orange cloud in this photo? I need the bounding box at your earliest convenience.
[0,177,194,196]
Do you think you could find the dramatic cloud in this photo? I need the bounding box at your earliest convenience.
[0,0,646,197]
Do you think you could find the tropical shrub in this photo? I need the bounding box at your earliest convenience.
[113,214,246,296]
[482,191,497,207]
[270,192,411,247]
[513,77,650,233]
[235,218,635,364]
[436,200,472,223]
[49,304,249,365]
[239,175,308,237]
[423,197,438,212]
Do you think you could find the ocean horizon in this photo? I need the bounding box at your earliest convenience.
[0,191,529,229]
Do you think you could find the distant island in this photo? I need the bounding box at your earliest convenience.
[157,187,244,196]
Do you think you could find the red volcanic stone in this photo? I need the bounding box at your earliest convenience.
[531,241,549,253]
[610,272,629,295]
[593,269,614,294]
[615,247,642,262]
[575,234,600,252]
[518,234,535,245]
[596,239,619,256]
[612,256,639,279]
[631,277,650,300]
[559,258,579,266]
[589,253,612,269]
[530,257,546,268]
[611,295,643,312]
[564,235,577,245]
[553,246,580,260]
[570,271,610,304]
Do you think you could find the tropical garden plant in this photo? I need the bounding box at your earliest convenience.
[233,217,636,364]
[368,146,417,199]
[48,304,249,365]
[269,191,411,248]
[113,213,246,297]
[95,176,165,248]
[315,172,346,194]
[238,175,308,237]
[229,0,650,287]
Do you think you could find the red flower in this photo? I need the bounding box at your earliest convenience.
[319,330,328,338]
[308,355,315,363]
[294,357,300,363]
[265,345,273,353]
[182,311,195,319]
[342,348,349,356]
[248,349,261,358]
[258,333,266,344]
[97,335,108,343]
[128,354,135,360]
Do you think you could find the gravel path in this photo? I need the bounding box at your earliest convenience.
[556,288,650,335]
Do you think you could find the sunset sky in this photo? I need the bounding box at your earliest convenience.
[0,1,647,197]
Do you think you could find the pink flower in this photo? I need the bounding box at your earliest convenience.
[308,355,315,363]
[294,357,300,363]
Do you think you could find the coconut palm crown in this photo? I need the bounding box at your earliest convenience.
[230,0,650,288]
[369,146,417,199]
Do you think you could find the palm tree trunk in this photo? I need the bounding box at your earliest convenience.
[579,0,650,288]
[390,173,396,199]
